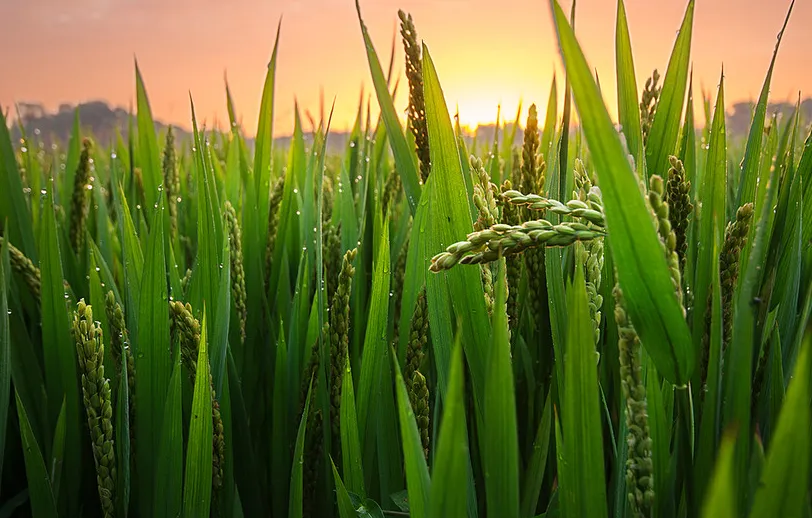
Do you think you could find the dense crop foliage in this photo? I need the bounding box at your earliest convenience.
[1,0,810,516]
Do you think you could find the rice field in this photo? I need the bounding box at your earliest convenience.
[0,0,810,517]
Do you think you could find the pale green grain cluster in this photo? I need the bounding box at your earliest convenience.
[647,175,683,308]
[163,126,180,239]
[329,248,357,439]
[72,299,117,518]
[224,201,247,343]
[472,156,499,316]
[406,287,429,459]
[640,69,661,145]
[575,160,604,343]
[501,178,522,333]
[104,291,136,443]
[720,203,754,350]
[69,138,92,253]
[0,236,41,300]
[169,301,225,492]
[264,175,286,289]
[398,10,431,183]
[665,156,693,272]
[613,284,654,518]
[430,219,604,271]
[323,223,342,302]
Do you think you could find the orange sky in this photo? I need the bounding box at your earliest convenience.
[1,0,809,136]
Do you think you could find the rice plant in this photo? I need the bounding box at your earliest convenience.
[0,0,810,517]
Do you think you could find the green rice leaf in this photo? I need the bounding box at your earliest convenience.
[15,391,58,518]
[135,61,163,217]
[549,0,694,385]
[614,0,643,167]
[483,260,519,518]
[271,323,291,517]
[48,396,66,499]
[289,379,313,518]
[183,309,213,517]
[39,177,81,514]
[331,458,358,518]
[357,217,390,445]
[644,0,695,179]
[393,350,431,518]
[115,346,131,518]
[558,246,608,518]
[429,339,468,518]
[0,109,36,261]
[520,390,552,518]
[137,201,172,512]
[422,43,492,402]
[736,2,793,208]
[354,0,421,215]
[700,428,738,518]
[153,357,183,518]
[340,358,365,496]
[748,338,811,518]
[0,237,9,481]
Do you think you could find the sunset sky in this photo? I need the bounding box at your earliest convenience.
[1,0,809,136]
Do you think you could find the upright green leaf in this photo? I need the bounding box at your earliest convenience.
[700,428,738,518]
[736,2,793,208]
[331,458,358,518]
[0,109,36,261]
[289,381,313,518]
[154,358,183,518]
[184,310,213,517]
[137,202,172,512]
[748,338,811,518]
[615,0,643,166]
[429,340,469,518]
[645,0,695,178]
[0,238,9,481]
[355,0,421,215]
[692,72,726,384]
[549,0,693,384]
[340,359,365,496]
[393,353,431,518]
[15,392,58,518]
[135,61,163,216]
[39,177,81,514]
[422,44,492,403]
[483,261,519,518]
[558,246,608,518]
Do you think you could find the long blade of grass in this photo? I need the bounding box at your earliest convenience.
[134,61,163,217]
[154,357,183,518]
[691,71,726,385]
[519,390,552,518]
[393,350,431,518]
[644,0,695,178]
[423,43,491,402]
[700,428,738,518]
[0,110,36,261]
[549,0,693,385]
[0,237,9,481]
[559,246,608,518]
[736,2,793,208]
[137,201,172,512]
[614,0,643,166]
[39,176,81,514]
[748,338,811,518]
[183,309,213,517]
[331,458,358,518]
[115,346,131,518]
[429,339,468,518]
[15,391,58,518]
[289,380,313,518]
[340,358,365,496]
[483,260,519,518]
[354,0,421,215]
